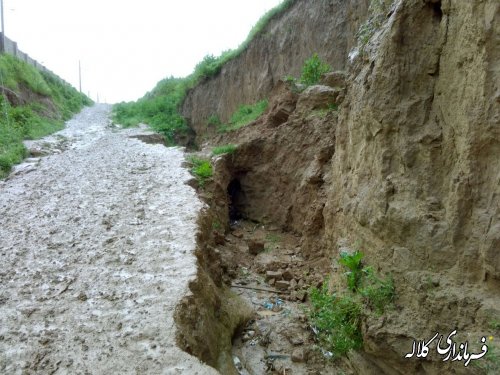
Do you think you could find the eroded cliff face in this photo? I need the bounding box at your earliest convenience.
[181,0,499,373]
[323,0,499,372]
[181,0,370,145]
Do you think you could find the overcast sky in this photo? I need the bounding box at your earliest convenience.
[4,0,283,103]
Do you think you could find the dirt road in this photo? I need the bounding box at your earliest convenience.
[0,105,218,374]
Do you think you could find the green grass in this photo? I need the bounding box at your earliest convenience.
[187,155,213,187]
[0,54,50,96]
[217,99,268,133]
[308,251,395,358]
[266,233,281,243]
[112,77,189,145]
[207,114,222,127]
[112,1,297,144]
[0,55,90,178]
[212,144,237,156]
[309,284,363,357]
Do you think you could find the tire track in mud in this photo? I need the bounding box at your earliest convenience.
[0,105,218,374]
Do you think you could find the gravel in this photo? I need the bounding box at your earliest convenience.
[0,104,218,374]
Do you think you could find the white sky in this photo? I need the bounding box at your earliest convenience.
[4,0,283,103]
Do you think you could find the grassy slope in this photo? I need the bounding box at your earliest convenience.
[0,54,92,178]
[112,0,297,143]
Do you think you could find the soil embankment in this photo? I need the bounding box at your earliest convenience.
[180,0,500,373]
[181,0,370,145]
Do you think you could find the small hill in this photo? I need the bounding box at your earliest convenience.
[0,54,92,178]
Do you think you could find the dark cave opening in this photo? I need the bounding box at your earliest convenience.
[227,178,244,223]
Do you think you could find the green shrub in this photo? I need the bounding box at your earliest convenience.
[309,283,363,356]
[339,250,364,292]
[112,77,189,145]
[359,269,395,315]
[308,251,395,358]
[218,99,268,133]
[300,53,331,86]
[212,144,237,156]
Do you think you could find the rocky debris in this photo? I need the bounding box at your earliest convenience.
[282,269,294,281]
[320,71,347,88]
[265,81,299,127]
[290,290,307,302]
[265,270,282,281]
[296,85,343,113]
[248,239,265,255]
[275,280,290,290]
[128,133,165,145]
[291,347,308,363]
[213,230,226,245]
[27,147,50,157]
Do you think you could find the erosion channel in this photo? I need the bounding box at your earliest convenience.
[0,105,222,374]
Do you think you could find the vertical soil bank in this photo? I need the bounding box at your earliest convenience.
[179,0,500,373]
[181,0,370,145]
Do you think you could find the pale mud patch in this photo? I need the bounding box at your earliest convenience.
[0,105,218,374]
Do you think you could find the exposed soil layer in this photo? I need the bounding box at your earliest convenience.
[179,0,500,373]
[0,105,219,374]
[181,0,370,146]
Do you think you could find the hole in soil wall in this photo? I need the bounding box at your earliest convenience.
[228,178,245,223]
[427,0,442,21]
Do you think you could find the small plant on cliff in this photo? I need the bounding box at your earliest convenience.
[218,99,268,133]
[207,114,222,127]
[212,144,237,156]
[308,251,395,357]
[309,282,363,356]
[300,53,331,86]
[187,156,213,187]
[339,250,364,292]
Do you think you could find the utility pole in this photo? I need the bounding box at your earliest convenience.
[78,60,82,93]
[1,0,6,53]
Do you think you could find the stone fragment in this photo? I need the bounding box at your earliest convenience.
[265,270,282,281]
[248,240,265,255]
[232,229,244,238]
[320,71,347,88]
[282,269,294,281]
[290,279,298,290]
[275,280,290,290]
[296,290,307,302]
[296,85,342,113]
[291,348,308,363]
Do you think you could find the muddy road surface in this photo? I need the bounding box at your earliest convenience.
[0,105,218,374]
